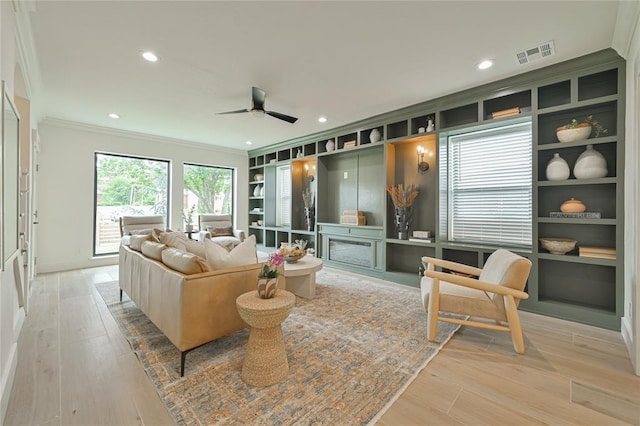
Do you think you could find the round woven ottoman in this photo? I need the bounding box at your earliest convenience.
[236,290,296,386]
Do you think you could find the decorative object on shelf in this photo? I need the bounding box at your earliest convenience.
[340,210,366,225]
[254,173,264,181]
[573,144,608,179]
[343,140,356,149]
[539,237,577,255]
[550,211,601,219]
[296,149,303,158]
[579,246,616,260]
[426,115,435,132]
[545,153,570,181]
[418,127,426,133]
[279,241,306,263]
[260,186,265,197]
[417,146,430,174]
[325,139,335,152]
[556,115,608,143]
[257,252,284,299]
[182,204,196,232]
[369,128,382,143]
[386,184,419,240]
[256,220,263,226]
[253,184,262,197]
[304,163,315,182]
[560,198,586,213]
[302,187,315,231]
[491,107,520,119]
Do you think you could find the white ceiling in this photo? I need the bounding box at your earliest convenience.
[27,1,622,151]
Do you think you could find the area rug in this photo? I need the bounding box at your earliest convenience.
[96,268,461,425]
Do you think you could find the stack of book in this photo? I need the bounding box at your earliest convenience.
[340,210,366,225]
[579,246,616,259]
[409,230,433,243]
[491,107,520,119]
[343,140,356,149]
[550,211,601,219]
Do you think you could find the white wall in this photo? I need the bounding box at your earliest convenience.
[36,119,249,273]
[614,0,640,376]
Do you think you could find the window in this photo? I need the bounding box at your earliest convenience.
[94,153,170,255]
[440,119,532,248]
[276,165,291,227]
[183,164,234,225]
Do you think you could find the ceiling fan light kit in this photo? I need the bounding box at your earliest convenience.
[217,87,298,124]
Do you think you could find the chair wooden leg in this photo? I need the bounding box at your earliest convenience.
[427,279,440,342]
[504,295,525,354]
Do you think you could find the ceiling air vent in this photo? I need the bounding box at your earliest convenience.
[515,40,555,65]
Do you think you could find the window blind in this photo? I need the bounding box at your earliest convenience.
[447,121,532,247]
[276,165,291,227]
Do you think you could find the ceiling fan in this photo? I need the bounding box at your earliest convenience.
[216,87,298,124]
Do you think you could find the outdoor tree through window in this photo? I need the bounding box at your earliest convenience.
[183,164,234,227]
[94,153,170,255]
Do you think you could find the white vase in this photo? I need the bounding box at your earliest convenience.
[260,186,265,197]
[326,139,335,152]
[253,184,262,197]
[546,153,570,181]
[426,119,435,132]
[369,128,381,143]
[573,144,607,179]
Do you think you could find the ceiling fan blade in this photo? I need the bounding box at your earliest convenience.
[216,109,250,115]
[266,110,298,124]
[252,87,266,110]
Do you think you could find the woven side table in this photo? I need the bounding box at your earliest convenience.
[236,290,296,386]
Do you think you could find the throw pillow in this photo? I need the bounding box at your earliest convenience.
[161,248,210,275]
[207,226,234,237]
[141,241,166,261]
[184,239,206,258]
[158,231,188,251]
[129,234,154,252]
[204,234,257,270]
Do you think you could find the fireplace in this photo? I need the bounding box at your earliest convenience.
[328,238,372,268]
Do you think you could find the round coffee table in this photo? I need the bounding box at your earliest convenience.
[283,255,323,299]
[236,290,296,386]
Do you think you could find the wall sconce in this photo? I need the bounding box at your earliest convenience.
[305,163,315,182]
[417,146,430,174]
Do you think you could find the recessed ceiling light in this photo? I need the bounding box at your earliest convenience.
[245,141,252,145]
[108,113,120,119]
[142,51,158,62]
[318,116,327,123]
[477,60,493,70]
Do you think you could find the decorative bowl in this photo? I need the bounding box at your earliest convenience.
[556,126,592,143]
[283,253,305,263]
[540,238,577,255]
[254,174,264,181]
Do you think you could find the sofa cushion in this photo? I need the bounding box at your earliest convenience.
[207,225,234,237]
[130,234,154,252]
[204,234,257,270]
[184,239,206,258]
[161,247,210,275]
[158,231,188,250]
[141,240,167,261]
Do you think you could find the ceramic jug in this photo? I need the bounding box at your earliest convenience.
[369,128,381,143]
[326,139,335,152]
[546,153,570,181]
[573,144,607,179]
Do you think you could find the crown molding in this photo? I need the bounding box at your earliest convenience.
[13,0,44,120]
[612,0,640,59]
[40,117,247,155]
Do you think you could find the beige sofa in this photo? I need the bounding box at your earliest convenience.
[118,237,281,376]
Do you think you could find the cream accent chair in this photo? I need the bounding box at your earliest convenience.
[420,249,532,354]
[119,215,165,236]
[197,214,245,249]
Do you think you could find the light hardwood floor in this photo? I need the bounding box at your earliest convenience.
[4,266,640,425]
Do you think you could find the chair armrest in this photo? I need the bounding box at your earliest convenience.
[425,270,529,300]
[421,256,482,277]
[198,231,211,240]
[233,229,246,242]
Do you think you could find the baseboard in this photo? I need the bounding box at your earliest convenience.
[0,342,18,425]
[621,316,638,375]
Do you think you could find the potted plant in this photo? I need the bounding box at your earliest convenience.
[386,184,419,240]
[556,115,608,143]
[182,204,196,232]
[257,252,284,299]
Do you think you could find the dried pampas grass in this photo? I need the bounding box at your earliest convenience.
[386,184,419,208]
